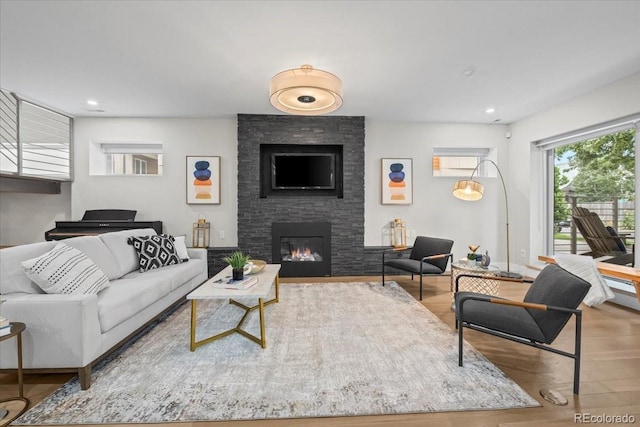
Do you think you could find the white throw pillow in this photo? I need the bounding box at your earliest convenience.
[21,243,110,295]
[173,235,190,260]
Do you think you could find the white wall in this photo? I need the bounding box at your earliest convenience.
[4,70,638,260]
[73,117,512,263]
[509,71,640,266]
[72,118,238,247]
[364,120,510,263]
[0,182,71,245]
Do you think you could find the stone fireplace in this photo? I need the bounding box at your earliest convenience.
[272,222,331,277]
[237,114,366,276]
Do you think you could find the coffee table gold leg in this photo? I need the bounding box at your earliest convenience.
[190,300,197,351]
[259,297,266,348]
[275,274,280,303]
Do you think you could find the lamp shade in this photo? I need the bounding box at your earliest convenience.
[452,179,484,201]
[269,64,343,115]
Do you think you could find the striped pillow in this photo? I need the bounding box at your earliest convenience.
[21,243,109,294]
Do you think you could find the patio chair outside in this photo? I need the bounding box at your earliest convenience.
[571,206,634,266]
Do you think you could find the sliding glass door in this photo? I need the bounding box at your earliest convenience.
[537,116,638,264]
[552,128,635,258]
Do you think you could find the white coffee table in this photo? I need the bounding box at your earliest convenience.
[187,264,281,351]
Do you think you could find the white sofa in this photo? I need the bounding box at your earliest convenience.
[0,228,207,389]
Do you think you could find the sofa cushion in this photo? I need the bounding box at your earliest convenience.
[127,234,182,272]
[1,241,58,294]
[121,256,206,292]
[21,243,110,295]
[63,235,122,280]
[605,226,627,252]
[97,272,173,333]
[99,228,159,278]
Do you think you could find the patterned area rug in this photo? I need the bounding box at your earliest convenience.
[16,282,539,424]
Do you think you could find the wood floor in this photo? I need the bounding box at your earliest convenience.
[2,275,639,427]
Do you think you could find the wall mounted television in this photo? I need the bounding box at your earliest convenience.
[271,153,335,190]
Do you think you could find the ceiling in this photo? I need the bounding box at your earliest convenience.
[1,0,639,124]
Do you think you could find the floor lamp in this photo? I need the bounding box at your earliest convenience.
[452,159,522,279]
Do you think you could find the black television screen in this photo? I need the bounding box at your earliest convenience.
[271,153,335,189]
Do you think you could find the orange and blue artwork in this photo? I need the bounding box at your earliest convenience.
[381,158,412,205]
[186,156,220,204]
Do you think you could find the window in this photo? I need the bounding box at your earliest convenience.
[134,158,148,175]
[536,114,638,259]
[90,141,163,176]
[0,89,72,181]
[432,147,494,177]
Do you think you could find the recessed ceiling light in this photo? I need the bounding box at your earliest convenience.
[463,67,475,77]
[86,99,99,106]
[485,107,496,114]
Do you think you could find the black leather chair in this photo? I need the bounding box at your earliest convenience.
[455,264,591,394]
[382,236,454,300]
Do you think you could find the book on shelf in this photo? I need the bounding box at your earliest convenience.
[0,325,10,337]
[211,276,259,290]
[0,316,9,328]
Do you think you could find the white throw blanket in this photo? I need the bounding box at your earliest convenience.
[555,253,615,307]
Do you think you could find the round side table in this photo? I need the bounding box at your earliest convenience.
[450,261,501,311]
[0,322,29,425]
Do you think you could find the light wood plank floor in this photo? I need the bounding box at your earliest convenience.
[2,275,639,427]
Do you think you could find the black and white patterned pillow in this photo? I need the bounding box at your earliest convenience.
[127,234,182,273]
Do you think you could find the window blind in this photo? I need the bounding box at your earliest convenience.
[0,90,19,174]
[19,100,72,180]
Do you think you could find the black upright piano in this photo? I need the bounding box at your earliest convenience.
[45,209,163,241]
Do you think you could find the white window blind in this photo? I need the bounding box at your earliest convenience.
[0,90,19,174]
[0,89,72,180]
[18,100,72,180]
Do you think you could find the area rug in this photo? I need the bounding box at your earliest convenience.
[15,281,540,424]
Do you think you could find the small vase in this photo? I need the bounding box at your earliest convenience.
[232,268,244,281]
[481,250,491,267]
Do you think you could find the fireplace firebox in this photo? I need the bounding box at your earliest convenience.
[272,222,331,277]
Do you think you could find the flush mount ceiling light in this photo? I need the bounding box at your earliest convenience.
[269,64,343,115]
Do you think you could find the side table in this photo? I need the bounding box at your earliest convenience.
[451,261,501,311]
[0,322,29,425]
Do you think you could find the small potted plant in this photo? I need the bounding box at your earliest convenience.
[223,251,251,281]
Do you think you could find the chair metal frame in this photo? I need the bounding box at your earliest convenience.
[382,247,453,300]
[455,274,585,394]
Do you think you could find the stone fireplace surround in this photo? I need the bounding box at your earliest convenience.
[272,221,332,277]
[236,114,369,276]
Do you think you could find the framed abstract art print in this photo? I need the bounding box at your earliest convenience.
[186,156,221,204]
[381,158,412,205]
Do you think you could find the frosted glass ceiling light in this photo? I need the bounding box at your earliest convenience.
[269,64,343,115]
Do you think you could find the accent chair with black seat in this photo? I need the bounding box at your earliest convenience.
[382,236,454,300]
[455,263,591,394]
